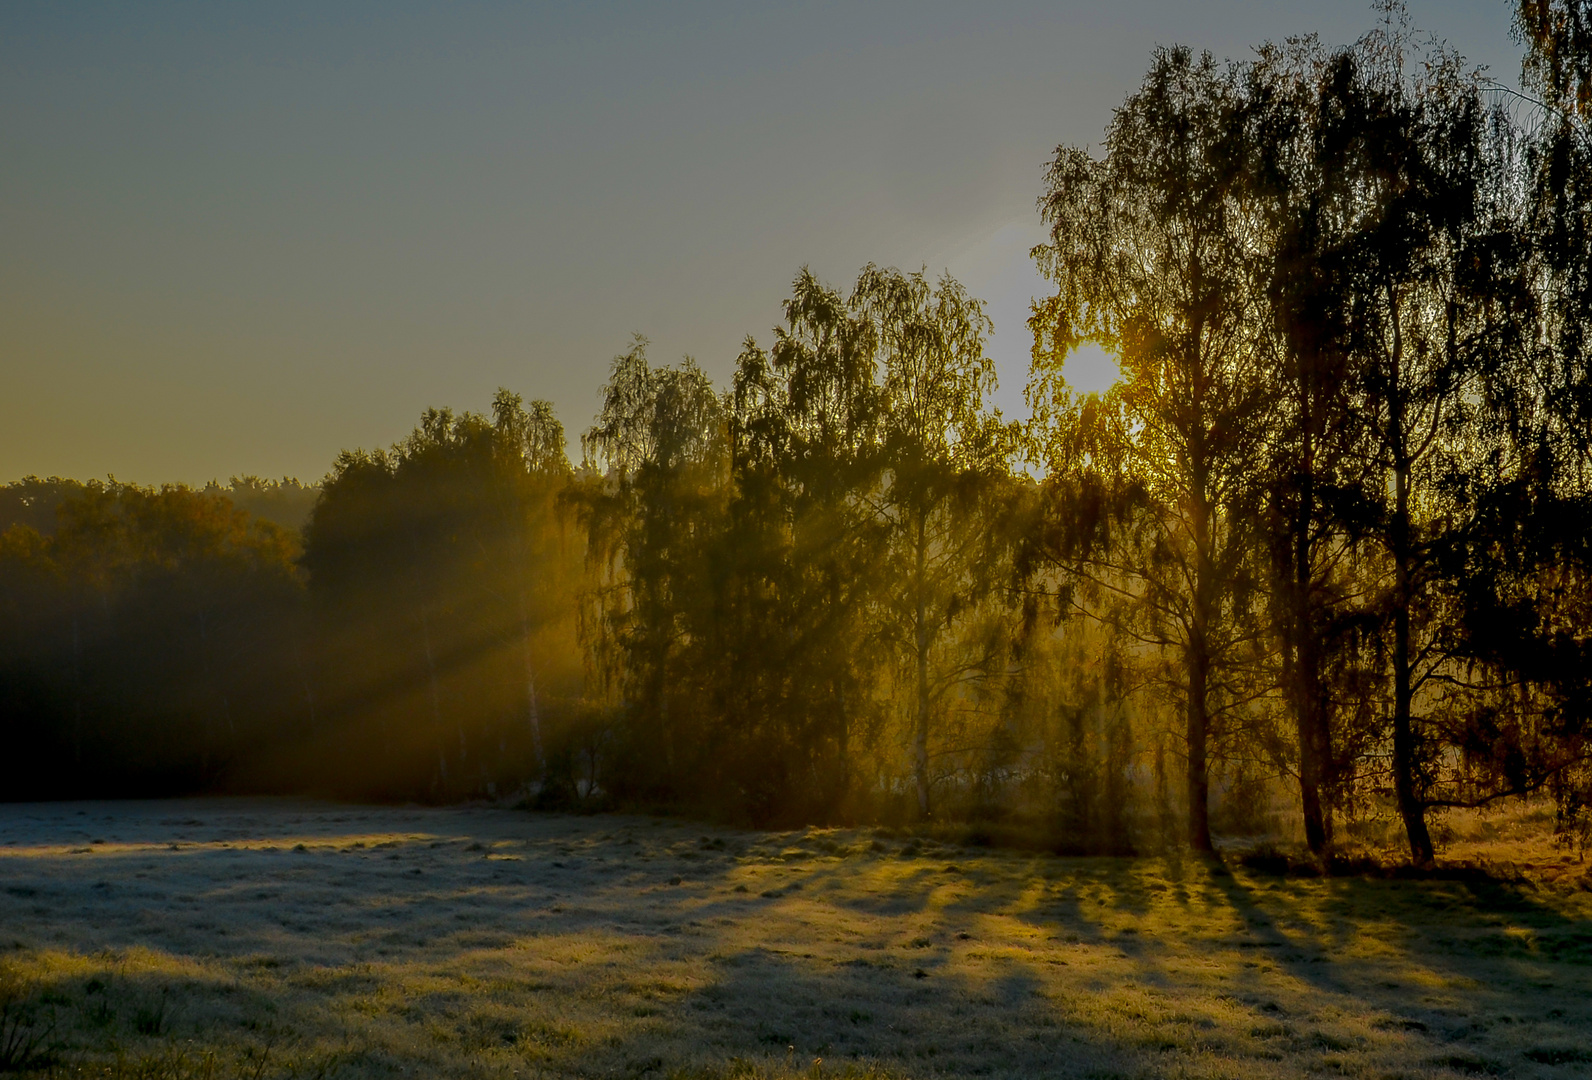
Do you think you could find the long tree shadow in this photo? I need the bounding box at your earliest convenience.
[675,943,1136,1079]
[5,804,1592,1078]
[1186,858,1592,1073]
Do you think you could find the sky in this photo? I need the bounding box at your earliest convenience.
[1,1,1525,486]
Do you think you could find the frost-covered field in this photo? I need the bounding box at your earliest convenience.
[0,799,1589,1079]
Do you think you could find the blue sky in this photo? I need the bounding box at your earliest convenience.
[0,1,1522,483]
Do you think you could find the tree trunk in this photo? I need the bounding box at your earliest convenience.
[833,572,850,810]
[1293,448,1331,856]
[1187,484,1215,853]
[1391,460,1434,865]
[1186,637,1213,852]
[1153,731,1172,846]
[835,676,850,809]
[1296,666,1330,854]
[293,637,317,728]
[518,590,546,776]
[70,611,84,766]
[419,606,455,782]
[913,508,931,819]
[1387,296,1434,867]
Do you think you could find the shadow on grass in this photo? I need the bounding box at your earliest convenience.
[3,803,1591,1079]
[678,944,1134,1079]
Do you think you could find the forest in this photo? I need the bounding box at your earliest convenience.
[5,3,1592,870]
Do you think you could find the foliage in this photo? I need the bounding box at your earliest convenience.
[0,480,304,798]
[294,393,579,800]
[1024,2,1592,862]
[3,2,1592,866]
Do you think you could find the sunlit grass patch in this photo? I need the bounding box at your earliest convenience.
[0,800,1589,1078]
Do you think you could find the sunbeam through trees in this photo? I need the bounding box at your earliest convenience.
[3,3,1592,872]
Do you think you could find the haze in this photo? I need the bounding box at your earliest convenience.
[1,0,1518,484]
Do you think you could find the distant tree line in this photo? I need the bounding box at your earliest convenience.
[0,478,306,796]
[3,2,1591,864]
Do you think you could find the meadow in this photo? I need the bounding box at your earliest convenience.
[0,800,1589,1079]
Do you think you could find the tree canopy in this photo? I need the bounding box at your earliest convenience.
[3,2,1590,865]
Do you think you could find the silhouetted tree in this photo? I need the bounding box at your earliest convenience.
[854,265,1013,819]
[574,338,729,803]
[1031,47,1277,852]
[0,482,303,797]
[722,269,888,821]
[302,395,578,799]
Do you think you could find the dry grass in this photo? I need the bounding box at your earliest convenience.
[0,798,1588,1079]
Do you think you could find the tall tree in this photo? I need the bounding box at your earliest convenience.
[854,264,1011,819]
[1031,48,1277,852]
[576,337,729,801]
[1414,0,1592,846]
[303,398,578,799]
[1240,39,1400,856]
[723,269,887,820]
[490,390,572,776]
[1330,23,1513,865]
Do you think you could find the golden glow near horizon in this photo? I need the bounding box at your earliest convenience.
[0,2,1516,485]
